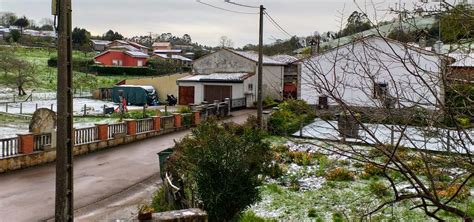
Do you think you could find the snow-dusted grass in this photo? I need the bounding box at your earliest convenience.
[245,138,473,221]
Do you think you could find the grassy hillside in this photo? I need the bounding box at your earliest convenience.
[7,46,134,92]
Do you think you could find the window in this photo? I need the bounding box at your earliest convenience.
[248,83,253,91]
[374,83,388,99]
[112,59,123,66]
[137,60,144,67]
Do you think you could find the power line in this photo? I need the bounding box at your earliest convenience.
[264,11,293,38]
[196,0,258,14]
[224,0,260,9]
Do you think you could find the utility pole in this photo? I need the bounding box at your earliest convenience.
[257,5,264,127]
[54,0,74,221]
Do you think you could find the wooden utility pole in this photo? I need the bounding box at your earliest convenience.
[257,5,264,127]
[55,0,74,221]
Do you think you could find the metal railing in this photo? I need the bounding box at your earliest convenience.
[161,116,175,130]
[108,122,126,139]
[74,127,98,145]
[0,137,19,158]
[137,118,154,134]
[34,133,51,151]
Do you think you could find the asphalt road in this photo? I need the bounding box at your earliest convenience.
[0,110,254,222]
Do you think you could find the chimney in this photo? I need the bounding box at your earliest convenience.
[310,35,321,56]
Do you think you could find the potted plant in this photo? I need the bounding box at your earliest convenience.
[137,204,155,221]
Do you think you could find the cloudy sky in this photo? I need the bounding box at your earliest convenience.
[1,0,428,46]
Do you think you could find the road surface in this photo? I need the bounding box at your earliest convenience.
[0,110,254,222]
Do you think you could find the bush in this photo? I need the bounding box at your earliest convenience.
[238,211,274,222]
[363,163,385,177]
[146,57,181,75]
[268,99,316,135]
[111,109,158,119]
[325,167,355,181]
[167,118,272,221]
[369,180,390,197]
[48,57,95,72]
[91,65,154,76]
[151,186,175,212]
[287,151,313,166]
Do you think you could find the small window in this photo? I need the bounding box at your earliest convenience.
[374,83,388,99]
[248,83,253,91]
[137,60,144,67]
[112,59,119,66]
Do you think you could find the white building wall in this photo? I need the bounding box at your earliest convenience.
[178,82,245,104]
[193,50,256,74]
[262,65,284,100]
[300,37,443,109]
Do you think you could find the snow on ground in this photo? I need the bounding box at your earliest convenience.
[0,98,115,115]
[294,119,474,153]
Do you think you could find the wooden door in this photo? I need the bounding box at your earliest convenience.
[204,85,232,102]
[179,86,195,105]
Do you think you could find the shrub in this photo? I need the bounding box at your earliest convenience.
[146,57,180,75]
[436,184,470,200]
[167,118,272,221]
[308,208,318,218]
[288,175,300,191]
[266,184,284,195]
[363,163,385,177]
[457,116,470,127]
[151,186,175,212]
[369,180,390,197]
[91,65,154,76]
[325,167,355,181]
[332,212,344,222]
[178,106,192,113]
[287,151,313,166]
[268,99,316,135]
[48,57,95,72]
[445,84,474,116]
[238,211,274,222]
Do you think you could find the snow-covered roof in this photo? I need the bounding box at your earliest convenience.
[270,54,299,64]
[449,53,474,67]
[91,39,111,45]
[153,49,182,53]
[109,45,140,52]
[177,73,252,82]
[124,51,149,58]
[154,54,192,62]
[229,50,286,65]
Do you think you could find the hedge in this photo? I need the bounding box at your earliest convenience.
[47,57,95,72]
[90,65,155,76]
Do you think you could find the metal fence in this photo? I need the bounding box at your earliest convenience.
[108,122,126,139]
[137,118,154,134]
[34,133,51,151]
[0,137,19,158]
[74,126,98,145]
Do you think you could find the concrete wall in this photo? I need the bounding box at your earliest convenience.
[125,73,190,102]
[300,37,444,109]
[178,81,245,104]
[193,50,256,74]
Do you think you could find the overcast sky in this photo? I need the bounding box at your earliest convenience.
[1,0,432,47]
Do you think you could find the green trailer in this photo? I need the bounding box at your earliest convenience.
[112,85,158,106]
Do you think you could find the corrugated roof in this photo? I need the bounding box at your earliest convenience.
[124,51,149,58]
[178,73,252,82]
[449,53,474,67]
[270,54,299,64]
[109,45,140,52]
[128,41,148,49]
[153,49,182,53]
[228,50,286,65]
[154,54,192,62]
[91,39,111,45]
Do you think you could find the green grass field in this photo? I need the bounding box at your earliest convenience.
[9,47,148,92]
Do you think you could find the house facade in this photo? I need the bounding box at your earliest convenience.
[176,49,287,107]
[91,39,111,52]
[94,50,149,67]
[299,36,447,110]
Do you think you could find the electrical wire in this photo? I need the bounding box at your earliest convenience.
[196,0,258,14]
[264,11,293,38]
[224,0,260,9]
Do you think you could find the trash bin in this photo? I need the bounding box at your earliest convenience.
[157,148,174,175]
[104,107,115,114]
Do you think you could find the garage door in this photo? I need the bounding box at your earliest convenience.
[179,86,195,105]
[204,85,232,102]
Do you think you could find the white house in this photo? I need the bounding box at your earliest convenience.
[299,36,449,110]
[176,49,287,107]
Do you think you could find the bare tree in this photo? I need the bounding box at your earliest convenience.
[296,2,473,221]
[219,36,234,48]
[1,56,38,96]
